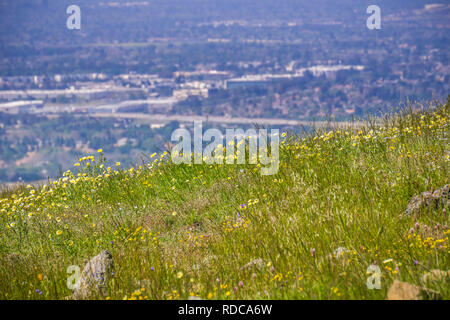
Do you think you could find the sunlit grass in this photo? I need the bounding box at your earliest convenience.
[0,99,449,300]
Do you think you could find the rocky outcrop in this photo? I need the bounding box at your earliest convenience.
[422,269,450,285]
[73,250,114,300]
[404,185,449,217]
[387,280,423,300]
[386,279,443,300]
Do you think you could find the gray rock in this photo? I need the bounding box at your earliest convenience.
[421,269,450,285]
[73,250,114,300]
[387,280,441,300]
[387,280,423,300]
[404,185,449,216]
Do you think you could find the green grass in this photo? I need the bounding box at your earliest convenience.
[0,99,449,300]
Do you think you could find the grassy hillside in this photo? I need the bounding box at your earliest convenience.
[0,99,449,300]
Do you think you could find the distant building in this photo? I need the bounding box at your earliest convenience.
[226,74,299,89]
[226,79,270,89]
[173,88,209,100]
[0,87,146,101]
[0,100,44,114]
[225,65,364,89]
[89,98,177,114]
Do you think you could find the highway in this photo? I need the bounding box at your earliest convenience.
[89,112,365,127]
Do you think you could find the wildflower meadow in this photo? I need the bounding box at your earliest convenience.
[0,99,449,300]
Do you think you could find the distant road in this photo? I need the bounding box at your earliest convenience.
[89,112,365,127]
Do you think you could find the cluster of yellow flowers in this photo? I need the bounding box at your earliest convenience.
[112,226,160,245]
[407,230,449,253]
[167,289,181,300]
[222,215,249,233]
[122,287,148,300]
[0,147,178,231]
[283,110,449,161]
[269,271,303,283]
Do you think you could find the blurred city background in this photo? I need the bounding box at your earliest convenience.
[0,0,448,182]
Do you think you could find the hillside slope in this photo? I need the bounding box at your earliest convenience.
[0,99,449,300]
